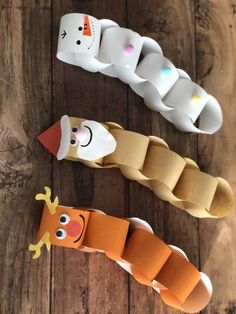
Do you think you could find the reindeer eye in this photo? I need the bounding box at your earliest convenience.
[59,214,70,225]
[70,138,78,146]
[55,229,66,239]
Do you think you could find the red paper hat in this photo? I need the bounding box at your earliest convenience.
[37,115,71,160]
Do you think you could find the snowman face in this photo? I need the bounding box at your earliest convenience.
[57,13,101,60]
[66,117,116,161]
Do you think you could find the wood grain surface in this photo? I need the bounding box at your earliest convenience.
[0,0,235,313]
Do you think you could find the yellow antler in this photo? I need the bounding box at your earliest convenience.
[28,232,51,259]
[35,186,58,215]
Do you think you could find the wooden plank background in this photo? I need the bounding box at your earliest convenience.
[0,0,235,313]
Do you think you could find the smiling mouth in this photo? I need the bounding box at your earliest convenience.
[81,125,93,147]
[73,214,85,243]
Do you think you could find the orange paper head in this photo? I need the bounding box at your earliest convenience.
[38,204,90,249]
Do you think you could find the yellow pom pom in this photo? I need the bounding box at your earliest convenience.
[191,95,201,105]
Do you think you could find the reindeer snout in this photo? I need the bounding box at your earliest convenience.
[65,221,82,237]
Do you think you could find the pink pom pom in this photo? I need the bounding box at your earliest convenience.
[123,43,134,55]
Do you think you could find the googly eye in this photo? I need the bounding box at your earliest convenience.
[72,126,78,133]
[55,229,66,240]
[59,214,70,225]
[70,138,78,146]
[78,26,83,31]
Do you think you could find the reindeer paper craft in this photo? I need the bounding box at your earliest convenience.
[29,186,212,313]
[37,115,233,218]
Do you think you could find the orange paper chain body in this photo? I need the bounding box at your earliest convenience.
[37,116,233,218]
[29,187,212,313]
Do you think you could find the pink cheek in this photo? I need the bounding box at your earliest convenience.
[65,221,82,237]
[75,129,88,142]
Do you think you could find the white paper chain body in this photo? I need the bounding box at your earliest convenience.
[57,13,222,134]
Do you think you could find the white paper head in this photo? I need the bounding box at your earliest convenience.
[57,13,101,65]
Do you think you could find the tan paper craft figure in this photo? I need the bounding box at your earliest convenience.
[37,115,233,219]
[29,187,213,313]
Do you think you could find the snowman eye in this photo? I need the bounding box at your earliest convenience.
[72,126,78,133]
[55,229,66,239]
[70,138,78,146]
[78,26,83,31]
[61,30,66,39]
[59,214,70,225]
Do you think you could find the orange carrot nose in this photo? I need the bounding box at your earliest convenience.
[83,15,92,36]
[65,221,82,237]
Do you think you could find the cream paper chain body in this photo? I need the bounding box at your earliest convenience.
[37,116,233,219]
[57,13,222,134]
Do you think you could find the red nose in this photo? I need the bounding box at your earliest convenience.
[65,221,82,237]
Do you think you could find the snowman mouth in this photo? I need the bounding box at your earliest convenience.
[81,125,93,147]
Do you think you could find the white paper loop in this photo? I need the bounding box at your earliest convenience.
[99,27,144,79]
[57,13,223,134]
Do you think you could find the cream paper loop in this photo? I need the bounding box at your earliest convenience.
[57,13,223,134]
